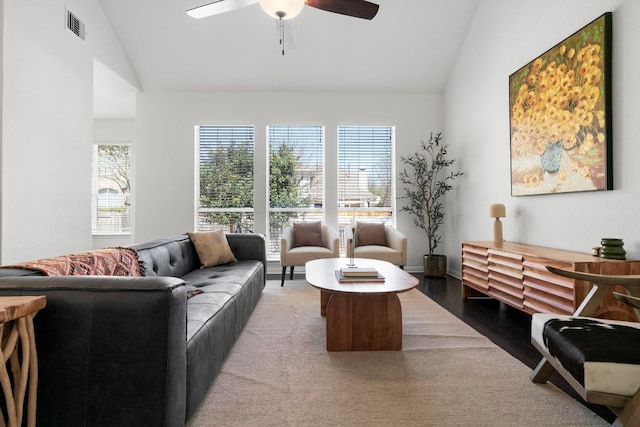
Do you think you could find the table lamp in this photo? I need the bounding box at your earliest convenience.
[489,204,506,242]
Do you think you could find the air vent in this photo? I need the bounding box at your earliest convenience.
[66,9,85,40]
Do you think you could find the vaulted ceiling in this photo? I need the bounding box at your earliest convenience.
[95,0,479,116]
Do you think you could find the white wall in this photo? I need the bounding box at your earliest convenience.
[0,0,138,264]
[135,91,443,269]
[444,0,639,276]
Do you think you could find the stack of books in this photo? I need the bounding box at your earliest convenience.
[335,267,385,282]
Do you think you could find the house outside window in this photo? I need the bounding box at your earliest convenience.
[338,126,394,252]
[92,144,132,235]
[196,125,255,233]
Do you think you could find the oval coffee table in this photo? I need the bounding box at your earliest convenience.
[305,258,419,351]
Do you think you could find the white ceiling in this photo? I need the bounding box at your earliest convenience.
[94,0,479,117]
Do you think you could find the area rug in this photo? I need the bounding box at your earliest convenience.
[186,280,607,426]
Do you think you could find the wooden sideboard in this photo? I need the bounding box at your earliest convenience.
[461,241,640,321]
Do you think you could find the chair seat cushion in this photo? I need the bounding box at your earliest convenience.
[354,246,402,266]
[532,313,640,396]
[284,246,335,266]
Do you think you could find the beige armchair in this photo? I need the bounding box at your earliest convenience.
[345,223,407,268]
[280,222,340,286]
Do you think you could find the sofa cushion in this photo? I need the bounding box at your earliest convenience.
[356,222,387,247]
[133,235,200,277]
[183,259,264,416]
[181,260,260,289]
[188,231,237,268]
[293,221,323,247]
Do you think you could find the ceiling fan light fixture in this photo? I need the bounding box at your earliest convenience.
[259,0,305,19]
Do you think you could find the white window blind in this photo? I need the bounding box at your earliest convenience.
[197,125,254,232]
[338,126,393,209]
[92,144,132,235]
[338,126,394,253]
[269,125,324,208]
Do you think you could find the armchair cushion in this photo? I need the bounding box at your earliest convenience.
[188,230,237,268]
[355,222,387,247]
[293,221,323,247]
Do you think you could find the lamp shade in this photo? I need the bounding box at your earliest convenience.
[489,203,506,218]
[259,0,305,19]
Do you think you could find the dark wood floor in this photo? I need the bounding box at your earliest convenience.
[273,271,615,423]
[416,274,615,423]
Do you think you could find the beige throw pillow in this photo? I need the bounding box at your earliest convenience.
[187,230,237,268]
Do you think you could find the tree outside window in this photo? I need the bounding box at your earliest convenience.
[92,144,131,234]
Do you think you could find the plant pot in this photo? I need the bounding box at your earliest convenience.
[424,254,447,277]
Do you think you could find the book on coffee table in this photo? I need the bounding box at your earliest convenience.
[340,267,379,277]
[335,270,385,283]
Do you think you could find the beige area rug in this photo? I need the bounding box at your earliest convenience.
[186,280,607,426]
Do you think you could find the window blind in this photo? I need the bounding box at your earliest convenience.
[197,125,255,232]
[198,125,254,209]
[268,125,324,208]
[338,126,393,208]
[92,144,132,234]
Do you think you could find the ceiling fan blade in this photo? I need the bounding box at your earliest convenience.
[305,0,379,20]
[187,0,259,19]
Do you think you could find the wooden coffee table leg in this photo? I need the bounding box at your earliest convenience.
[320,290,331,317]
[325,292,402,351]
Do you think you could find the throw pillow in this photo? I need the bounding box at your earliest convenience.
[355,222,387,247]
[293,221,323,247]
[187,230,237,268]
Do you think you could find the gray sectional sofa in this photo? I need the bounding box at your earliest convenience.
[0,233,266,427]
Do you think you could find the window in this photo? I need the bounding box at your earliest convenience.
[338,126,394,250]
[268,125,324,257]
[194,124,393,258]
[92,144,132,234]
[197,126,254,233]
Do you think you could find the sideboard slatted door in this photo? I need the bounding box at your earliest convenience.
[460,241,640,321]
[488,249,524,310]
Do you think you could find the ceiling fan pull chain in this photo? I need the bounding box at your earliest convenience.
[276,11,286,55]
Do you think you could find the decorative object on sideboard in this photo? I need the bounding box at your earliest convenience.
[399,132,463,277]
[599,238,626,260]
[489,203,506,242]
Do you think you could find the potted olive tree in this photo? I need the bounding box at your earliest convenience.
[399,132,463,277]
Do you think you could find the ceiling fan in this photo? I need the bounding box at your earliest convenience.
[187,0,379,55]
[187,0,379,21]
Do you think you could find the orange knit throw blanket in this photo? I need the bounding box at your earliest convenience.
[6,247,143,276]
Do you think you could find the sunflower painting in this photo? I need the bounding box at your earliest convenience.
[509,12,612,196]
